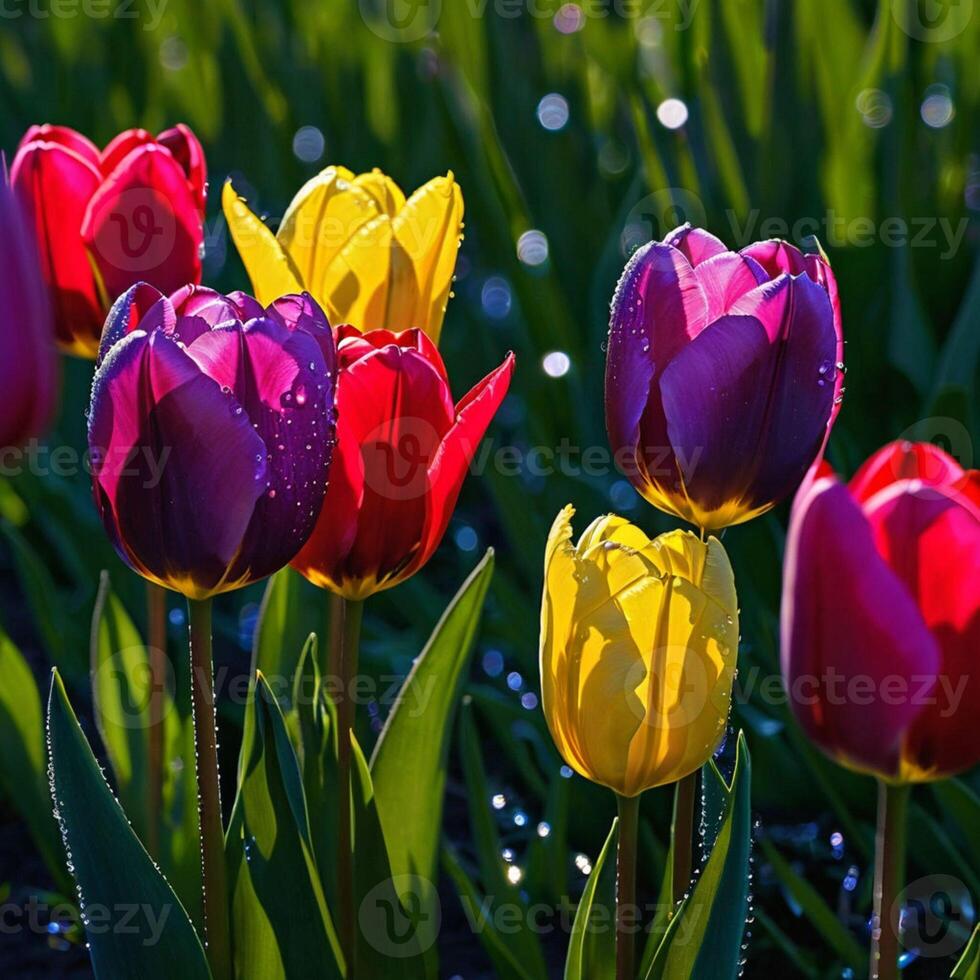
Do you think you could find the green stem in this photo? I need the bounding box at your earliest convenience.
[188,598,231,980]
[616,793,640,980]
[325,591,345,684]
[870,781,909,980]
[337,597,364,977]
[671,770,697,906]
[146,582,167,860]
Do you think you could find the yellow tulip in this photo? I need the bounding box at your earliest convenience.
[222,166,464,344]
[539,506,738,798]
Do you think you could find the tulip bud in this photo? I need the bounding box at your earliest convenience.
[223,166,463,343]
[291,326,513,599]
[539,506,738,798]
[11,124,207,357]
[782,441,980,782]
[89,285,336,600]
[0,176,58,450]
[606,225,844,531]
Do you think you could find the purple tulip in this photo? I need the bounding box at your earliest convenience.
[88,283,337,599]
[605,224,844,531]
[0,173,58,451]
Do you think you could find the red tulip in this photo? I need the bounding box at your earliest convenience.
[292,326,514,599]
[0,174,58,450]
[10,124,206,358]
[781,441,980,781]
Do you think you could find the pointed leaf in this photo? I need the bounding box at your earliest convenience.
[564,817,617,980]
[370,549,495,888]
[645,732,753,980]
[226,673,343,980]
[46,670,210,980]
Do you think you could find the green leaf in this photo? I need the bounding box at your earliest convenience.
[371,549,494,888]
[564,817,617,980]
[758,837,865,972]
[645,732,753,980]
[90,571,153,841]
[932,779,980,871]
[351,735,431,977]
[226,673,343,980]
[953,925,980,980]
[252,567,330,685]
[46,670,210,980]
[0,626,66,887]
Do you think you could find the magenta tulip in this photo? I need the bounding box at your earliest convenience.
[782,441,980,782]
[89,284,337,599]
[606,225,844,531]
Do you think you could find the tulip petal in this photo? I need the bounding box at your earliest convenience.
[157,124,207,211]
[184,317,335,582]
[352,169,406,215]
[0,177,57,449]
[19,124,100,168]
[100,128,155,177]
[406,352,515,578]
[82,145,203,302]
[11,140,104,355]
[387,173,464,342]
[663,224,729,266]
[861,476,980,779]
[97,283,170,365]
[89,330,267,598]
[691,251,768,321]
[740,239,809,278]
[781,475,940,778]
[659,274,837,527]
[605,241,708,501]
[275,166,378,297]
[849,440,966,504]
[222,179,303,305]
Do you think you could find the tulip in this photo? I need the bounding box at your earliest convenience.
[87,282,335,980]
[0,172,58,451]
[782,441,979,980]
[89,283,337,600]
[289,325,509,966]
[540,505,738,978]
[540,505,738,796]
[781,440,979,783]
[291,325,513,600]
[606,224,844,531]
[223,166,463,343]
[11,124,206,357]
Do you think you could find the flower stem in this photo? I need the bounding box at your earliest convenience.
[337,596,364,977]
[870,780,909,980]
[325,591,345,682]
[188,597,231,980]
[615,793,640,980]
[146,582,167,859]
[671,770,697,906]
